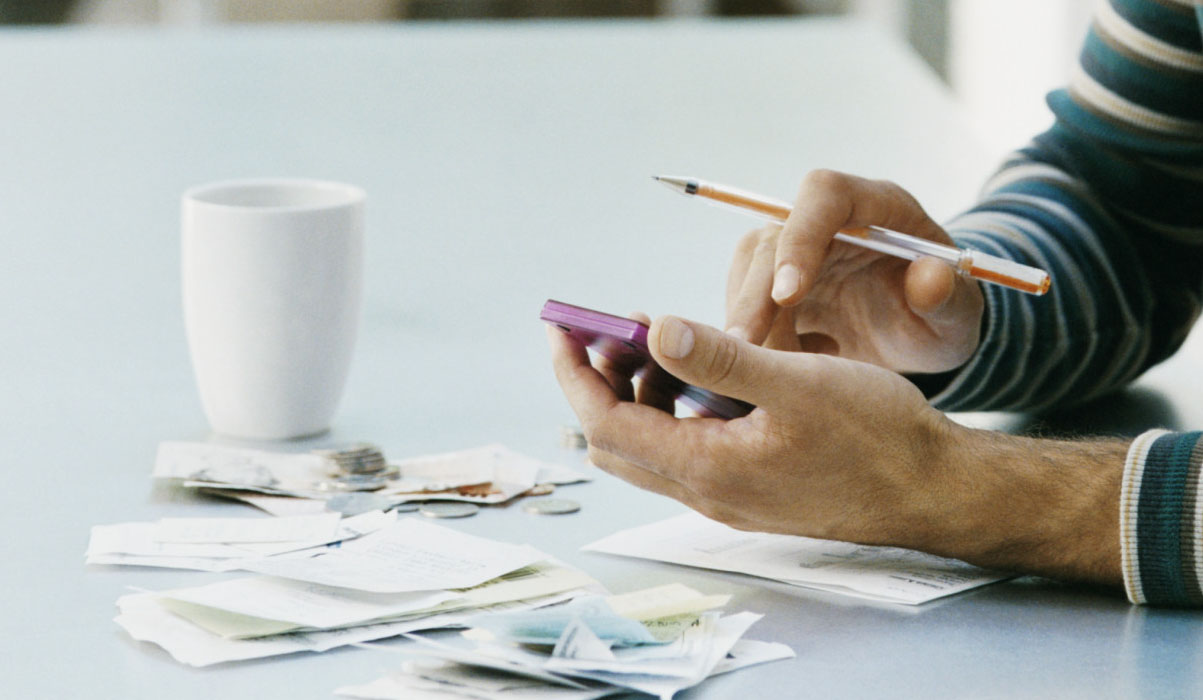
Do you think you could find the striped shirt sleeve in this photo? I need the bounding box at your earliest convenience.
[923,0,1203,606]
[927,0,1203,414]
[1122,430,1203,605]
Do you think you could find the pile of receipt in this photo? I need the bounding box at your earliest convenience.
[336,583,793,700]
[91,441,793,697]
[109,515,600,666]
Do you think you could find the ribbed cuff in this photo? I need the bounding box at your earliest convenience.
[1121,429,1203,606]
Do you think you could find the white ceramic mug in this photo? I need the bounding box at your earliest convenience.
[181,179,365,440]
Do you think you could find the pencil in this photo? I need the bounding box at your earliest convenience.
[653,175,1051,296]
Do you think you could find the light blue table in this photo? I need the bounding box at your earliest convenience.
[2,17,1201,699]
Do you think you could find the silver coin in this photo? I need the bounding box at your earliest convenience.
[317,473,388,492]
[338,460,388,475]
[522,498,580,515]
[323,462,397,483]
[314,443,380,459]
[329,455,388,474]
[419,502,480,519]
[321,452,372,463]
[525,483,555,497]
[315,444,388,474]
[390,503,420,513]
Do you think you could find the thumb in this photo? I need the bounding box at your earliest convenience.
[904,257,982,330]
[648,315,800,412]
[903,257,985,369]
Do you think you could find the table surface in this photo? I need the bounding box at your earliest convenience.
[3,17,1202,699]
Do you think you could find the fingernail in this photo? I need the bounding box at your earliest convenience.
[772,264,801,302]
[659,317,695,359]
[725,326,748,342]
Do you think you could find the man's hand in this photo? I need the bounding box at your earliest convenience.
[550,311,960,548]
[548,313,1125,586]
[725,170,984,374]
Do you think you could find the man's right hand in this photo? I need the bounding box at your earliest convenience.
[725,169,984,375]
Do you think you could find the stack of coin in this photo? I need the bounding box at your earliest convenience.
[313,443,399,492]
[316,443,388,474]
[419,502,480,519]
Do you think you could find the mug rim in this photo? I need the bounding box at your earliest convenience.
[183,178,365,212]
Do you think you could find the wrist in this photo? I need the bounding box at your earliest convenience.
[916,426,1125,585]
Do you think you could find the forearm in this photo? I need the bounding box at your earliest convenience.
[917,426,1203,606]
[920,426,1127,586]
[925,0,1203,413]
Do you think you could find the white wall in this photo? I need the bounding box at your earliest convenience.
[69,0,1098,161]
[947,0,1095,158]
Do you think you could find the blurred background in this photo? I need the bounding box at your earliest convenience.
[0,0,1095,160]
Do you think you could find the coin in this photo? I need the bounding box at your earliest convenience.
[315,443,389,474]
[390,503,420,513]
[340,459,388,475]
[522,498,580,515]
[525,483,555,497]
[331,454,387,472]
[419,502,480,519]
[374,465,401,479]
[317,473,388,492]
[314,443,378,459]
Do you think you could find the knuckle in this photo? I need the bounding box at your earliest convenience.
[754,228,778,253]
[879,177,931,216]
[878,178,919,206]
[775,230,807,259]
[699,335,742,387]
[799,168,850,197]
[729,294,760,319]
[879,178,904,195]
[735,229,759,254]
[736,226,778,256]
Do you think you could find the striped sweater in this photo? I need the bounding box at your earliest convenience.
[930,0,1203,605]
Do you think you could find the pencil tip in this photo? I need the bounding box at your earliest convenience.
[652,175,692,194]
